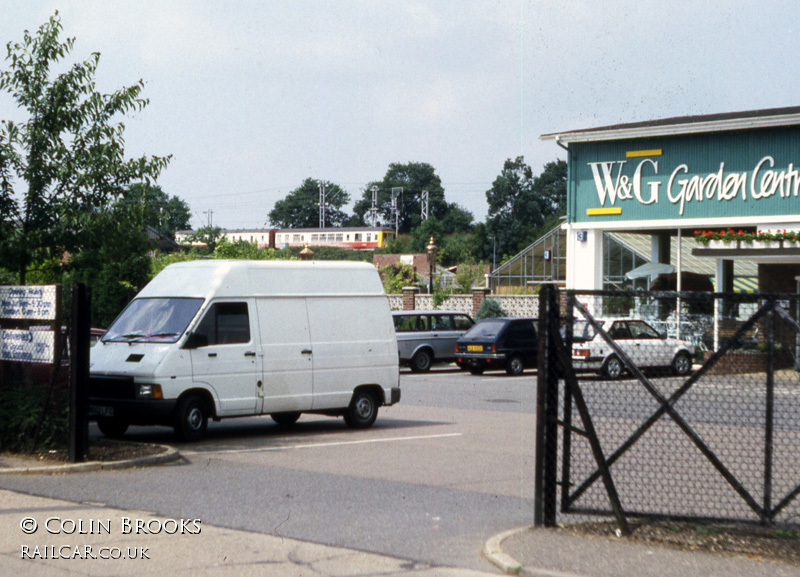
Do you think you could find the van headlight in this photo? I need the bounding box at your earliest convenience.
[136,383,163,400]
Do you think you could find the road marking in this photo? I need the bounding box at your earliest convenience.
[182,432,463,456]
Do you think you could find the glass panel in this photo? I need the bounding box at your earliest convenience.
[104,298,204,343]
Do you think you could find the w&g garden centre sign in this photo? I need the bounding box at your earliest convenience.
[570,127,800,224]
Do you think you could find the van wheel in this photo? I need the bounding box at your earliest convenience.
[96,418,129,438]
[344,390,379,429]
[174,395,209,442]
[271,412,301,426]
[505,355,525,376]
[410,350,433,373]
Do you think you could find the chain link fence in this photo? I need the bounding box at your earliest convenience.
[536,286,800,532]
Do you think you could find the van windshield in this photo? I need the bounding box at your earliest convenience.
[103,298,204,343]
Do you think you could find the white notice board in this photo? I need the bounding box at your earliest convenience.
[0,285,58,320]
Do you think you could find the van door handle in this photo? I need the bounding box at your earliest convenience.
[244,351,256,357]
[301,349,313,355]
[207,353,217,358]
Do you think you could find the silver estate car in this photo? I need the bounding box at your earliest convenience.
[392,311,475,372]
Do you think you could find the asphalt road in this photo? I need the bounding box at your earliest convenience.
[0,366,539,573]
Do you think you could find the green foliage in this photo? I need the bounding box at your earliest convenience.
[290,245,371,262]
[213,238,292,260]
[380,263,421,294]
[0,384,68,453]
[184,226,223,253]
[453,264,486,294]
[0,12,171,283]
[376,234,414,254]
[67,196,152,327]
[150,251,205,278]
[431,288,449,309]
[475,298,507,321]
[268,178,350,228]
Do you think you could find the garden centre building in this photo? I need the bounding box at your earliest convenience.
[538,106,800,295]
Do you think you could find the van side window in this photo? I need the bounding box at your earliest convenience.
[195,302,250,345]
[453,315,473,330]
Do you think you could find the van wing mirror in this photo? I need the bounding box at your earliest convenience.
[183,332,208,349]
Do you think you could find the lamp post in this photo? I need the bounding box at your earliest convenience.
[426,236,437,295]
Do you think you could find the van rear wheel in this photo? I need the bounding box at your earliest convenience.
[271,412,301,426]
[174,394,209,442]
[344,390,379,429]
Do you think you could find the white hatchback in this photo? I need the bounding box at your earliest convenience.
[570,318,695,378]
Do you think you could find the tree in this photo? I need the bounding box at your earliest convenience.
[186,225,223,253]
[68,202,151,327]
[0,13,171,283]
[485,157,540,259]
[268,178,350,228]
[533,159,568,216]
[484,157,567,260]
[353,162,447,234]
[125,182,191,238]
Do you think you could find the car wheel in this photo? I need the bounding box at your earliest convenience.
[271,412,301,426]
[602,355,624,379]
[672,351,692,376]
[505,354,525,376]
[469,366,485,375]
[410,349,433,373]
[344,390,379,429]
[96,417,129,438]
[173,394,209,442]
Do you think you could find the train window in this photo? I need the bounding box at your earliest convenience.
[355,233,362,241]
[336,234,343,242]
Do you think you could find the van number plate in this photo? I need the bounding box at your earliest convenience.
[467,345,483,352]
[89,405,114,418]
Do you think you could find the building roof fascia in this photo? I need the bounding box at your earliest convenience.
[541,106,800,144]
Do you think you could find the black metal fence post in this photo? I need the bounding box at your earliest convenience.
[69,283,91,463]
[534,284,559,527]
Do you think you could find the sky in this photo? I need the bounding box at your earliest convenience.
[2,1,800,230]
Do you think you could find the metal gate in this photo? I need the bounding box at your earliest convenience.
[535,285,800,533]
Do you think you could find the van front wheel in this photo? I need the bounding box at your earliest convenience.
[344,390,379,429]
[96,417,129,438]
[174,395,209,442]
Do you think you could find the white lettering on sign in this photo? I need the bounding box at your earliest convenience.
[0,285,58,320]
[0,329,55,363]
[587,156,800,216]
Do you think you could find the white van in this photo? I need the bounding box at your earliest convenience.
[89,260,400,441]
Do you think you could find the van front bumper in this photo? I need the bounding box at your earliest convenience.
[88,398,177,425]
[387,387,401,405]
